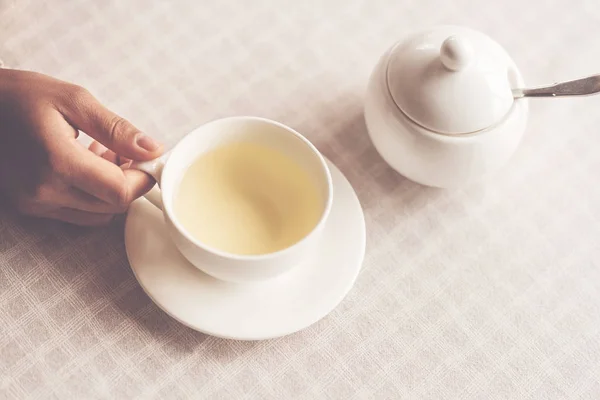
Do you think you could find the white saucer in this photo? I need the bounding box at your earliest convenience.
[124,159,366,340]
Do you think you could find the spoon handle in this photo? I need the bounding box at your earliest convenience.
[512,73,600,98]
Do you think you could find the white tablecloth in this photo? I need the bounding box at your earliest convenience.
[1,0,600,398]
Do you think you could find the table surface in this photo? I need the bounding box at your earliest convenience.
[2,0,600,398]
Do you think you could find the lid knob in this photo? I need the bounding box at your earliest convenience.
[440,35,473,71]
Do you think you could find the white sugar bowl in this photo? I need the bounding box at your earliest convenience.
[364,26,528,188]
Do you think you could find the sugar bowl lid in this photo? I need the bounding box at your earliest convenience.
[386,26,517,135]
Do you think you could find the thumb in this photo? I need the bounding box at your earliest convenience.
[58,86,164,161]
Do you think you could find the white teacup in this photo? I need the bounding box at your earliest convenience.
[130,116,333,283]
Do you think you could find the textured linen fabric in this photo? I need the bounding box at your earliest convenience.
[2,0,600,398]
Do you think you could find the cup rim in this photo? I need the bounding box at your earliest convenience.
[160,116,334,262]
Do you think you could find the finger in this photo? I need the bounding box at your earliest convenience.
[118,156,132,167]
[88,140,108,156]
[59,139,156,206]
[43,115,156,206]
[50,208,116,227]
[22,178,127,215]
[101,149,119,164]
[58,186,129,214]
[122,168,156,200]
[88,141,120,164]
[57,86,164,161]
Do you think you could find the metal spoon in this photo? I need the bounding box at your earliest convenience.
[512,73,600,98]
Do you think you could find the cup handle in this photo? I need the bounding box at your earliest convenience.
[129,151,171,210]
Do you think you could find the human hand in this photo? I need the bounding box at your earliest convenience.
[0,69,164,226]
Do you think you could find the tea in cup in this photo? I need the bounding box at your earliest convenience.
[130,116,333,283]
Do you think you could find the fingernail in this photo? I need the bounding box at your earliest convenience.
[136,134,160,152]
